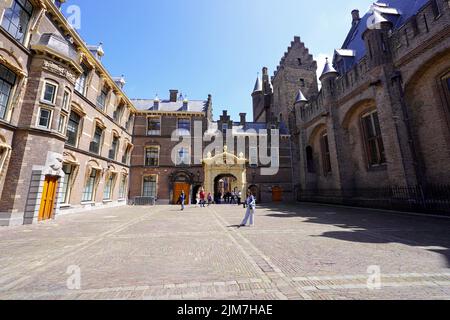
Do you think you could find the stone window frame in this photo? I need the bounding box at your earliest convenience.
[113,103,125,125]
[40,78,59,106]
[360,109,387,169]
[121,141,133,165]
[81,161,103,203]
[144,145,160,167]
[57,112,67,134]
[66,107,84,148]
[177,117,191,136]
[147,115,161,136]
[320,131,332,177]
[0,135,12,178]
[108,130,120,161]
[142,174,158,198]
[175,146,191,166]
[61,87,72,112]
[439,71,450,114]
[118,171,128,200]
[0,63,18,122]
[0,0,34,46]
[36,106,53,130]
[89,118,106,155]
[103,170,117,201]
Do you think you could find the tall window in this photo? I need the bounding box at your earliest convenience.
[60,164,73,205]
[37,108,52,129]
[89,125,103,154]
[96,87,108,110]
[109,135,119,160]
[75,64,89,95]
[177,118,190,135]
[67,112,81,147]
[122,145,131,164]
[126,114,134,131]
[103,173,116,200]
[443,75,450,112]
[176,147,190,166]
[113,104,124,123]
[147,117,161,135]
[41,81,58,104]
[57,114,67,134]
[82,169,98,202]
[320,133,332,176]
[361,111,386,167]
[0,65,16,120]
[119,174,127,199]
[306,146,315,173]
[142,176,157,198]
[145,147,159,167]
[249,147,258,167]
[1,0,34,44]
[62,89,71,111]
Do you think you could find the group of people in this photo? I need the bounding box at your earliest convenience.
[215,191,242,205]
[178,188,256,227]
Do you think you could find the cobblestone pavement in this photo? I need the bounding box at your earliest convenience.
[0,203,449,300]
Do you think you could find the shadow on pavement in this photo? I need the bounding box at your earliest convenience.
[261,202,450,268]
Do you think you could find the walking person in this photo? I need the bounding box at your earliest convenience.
[200,189,206,208]
[240,191,256,227]
[207,193,213,206]
[179,191,186,211]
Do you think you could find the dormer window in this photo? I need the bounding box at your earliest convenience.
[1,0,34,44]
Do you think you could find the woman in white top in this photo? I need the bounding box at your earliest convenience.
[240,191,256,227]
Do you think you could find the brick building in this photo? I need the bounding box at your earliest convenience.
[0,0,135,226]
[0,0,448,226]
[265,0,450,212]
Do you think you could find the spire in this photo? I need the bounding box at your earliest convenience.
[253,75,263,93]
[320,58,338,81]
[294,89,308,104]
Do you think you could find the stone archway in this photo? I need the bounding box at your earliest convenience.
[203,146,247,198]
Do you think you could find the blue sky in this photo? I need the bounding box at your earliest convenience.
[62,0,373,120]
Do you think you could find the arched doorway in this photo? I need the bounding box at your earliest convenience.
[214,174,238,204]
[169,170,195,205]
[192,185,203,204]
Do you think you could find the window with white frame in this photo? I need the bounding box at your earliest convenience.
[37,108,52,129]
[62,89,71,111]
[176,147,190,166]
[177,118,190,135]
[147,117,161,135]
[0,64,17,120]
[41,81,58,104]
[1,0,34,44]
[66,111,81,147]
[57,114,67,134]
[75,64,89,95]
[145,146,159,167]
[142,175,157,198]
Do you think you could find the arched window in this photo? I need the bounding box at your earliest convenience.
[320,132,332,176]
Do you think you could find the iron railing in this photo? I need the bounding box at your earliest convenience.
[297,184,450,215]
[130,197,156,206]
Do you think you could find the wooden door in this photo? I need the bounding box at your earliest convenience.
[38,176,58,221]
[173,182,190,205]
[272,187,283,202]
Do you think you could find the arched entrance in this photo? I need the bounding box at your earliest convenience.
[169,170,195,205]
[214,174,238,203]
[203,146,248,201]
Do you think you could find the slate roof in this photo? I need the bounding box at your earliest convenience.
[338,0,429,72]
[131,99,208,113]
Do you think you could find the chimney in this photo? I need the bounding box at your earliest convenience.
[239,113,246,126]
[352,10,360,25]
[169,90,178,102]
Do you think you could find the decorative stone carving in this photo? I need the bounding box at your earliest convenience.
[43,60,76,83]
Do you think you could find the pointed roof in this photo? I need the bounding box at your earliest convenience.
[367,8,390,30]
[253,76,263,93]
[320,58,338,80]
[294,89,308,104]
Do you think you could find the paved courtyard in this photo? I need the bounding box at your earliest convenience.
[0,203,449,300]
